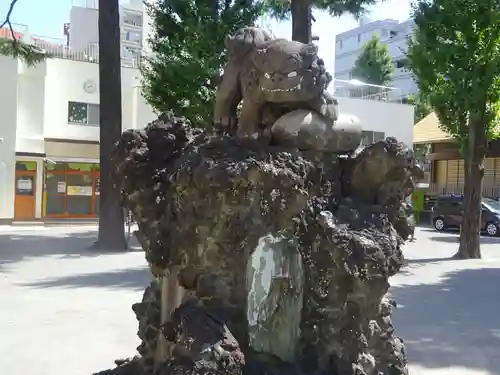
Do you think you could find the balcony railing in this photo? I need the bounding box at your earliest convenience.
[122,18,143,28]
[333,79,405,103]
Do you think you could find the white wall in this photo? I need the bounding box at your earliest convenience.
[0,56,156,149]
[43,59,101,141]
[69,2,146,53]
[16,61,46,153]
[337,97,414,147]
[0,56,19,220]
[69,6,99,48]
[13,58,157,145]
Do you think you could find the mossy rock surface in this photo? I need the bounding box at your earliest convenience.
[105,114,417,375]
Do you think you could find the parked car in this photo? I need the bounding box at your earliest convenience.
[431,195,500,236]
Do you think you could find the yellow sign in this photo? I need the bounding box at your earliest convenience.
[67,186,92,196]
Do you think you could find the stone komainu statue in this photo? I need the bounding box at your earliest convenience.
[99,26,422,375]
[214,26,362,154]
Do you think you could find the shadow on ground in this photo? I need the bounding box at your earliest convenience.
[21,266,150,290]
[429,235,500,244]
[0,229,141,270]
[405,257,455,265]
[392,267,500,373]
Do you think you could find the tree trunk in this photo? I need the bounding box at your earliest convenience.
[291,0,312,43]
[93,0,128,251]
[455,116,485,259]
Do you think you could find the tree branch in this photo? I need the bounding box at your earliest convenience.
[0,0,19,45]
[0,0,48,66]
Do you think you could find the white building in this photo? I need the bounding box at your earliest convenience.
[0,55,156,223]
[68,0,151,67]
[334,18,417,97]
[337,96,414,148]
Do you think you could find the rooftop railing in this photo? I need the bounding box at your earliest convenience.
[39,42,142,68]
[72,0,98,8]
[122,18,143,28]
[333,79,405,103]
[1,29,141,68]
[72,0,143,11]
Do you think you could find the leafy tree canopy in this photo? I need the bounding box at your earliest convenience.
[0,0,46,66]
[264,0,378,21]
[407,92,432,124]
[264,0,380,43]
[351,35,394,86]
[408,0,500,259]
[141,0,263,127]
[407,0,500,150]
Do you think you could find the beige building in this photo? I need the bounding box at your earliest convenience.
[414,112,500,198]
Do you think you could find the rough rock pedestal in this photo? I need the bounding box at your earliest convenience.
[93,112,421,375]
[91,25,420,375]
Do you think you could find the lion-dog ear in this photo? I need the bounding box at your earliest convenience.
[225,27,275,61]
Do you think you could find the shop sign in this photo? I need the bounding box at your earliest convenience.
[95,177,100,196]
[67,186,93,196]
[17,179,32,190]
[57,181,66,193]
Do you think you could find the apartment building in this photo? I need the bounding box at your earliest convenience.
[68,0,151,67]
[334,18,417,97]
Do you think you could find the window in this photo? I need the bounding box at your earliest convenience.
[122,14,142,28]
[373,131,385,142]
[390,30,398,38]
[357,34,361,42]
[124,30,142,44]
[339,40,343,49]
[68,101,100,126]
[361,131,386,145]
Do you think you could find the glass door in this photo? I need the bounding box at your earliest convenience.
[45,172,67,217]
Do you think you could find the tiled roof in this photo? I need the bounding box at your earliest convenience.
[0,27,23,40]
[414,112,452,144]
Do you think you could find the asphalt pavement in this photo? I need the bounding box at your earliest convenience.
[1,225,499,375]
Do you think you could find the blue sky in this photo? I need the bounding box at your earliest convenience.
[1,0,412,72]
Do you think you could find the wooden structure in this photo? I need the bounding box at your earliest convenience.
[14,161,37,220]
[414,112,500,199]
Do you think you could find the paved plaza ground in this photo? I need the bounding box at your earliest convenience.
[0,225,500,375]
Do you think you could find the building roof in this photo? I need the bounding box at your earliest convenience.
[335,19,399,40]
[0,27,23,40]
[413,112,453,144]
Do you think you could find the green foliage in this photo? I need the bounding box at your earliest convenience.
[264,0,379,21]
[407,92,432,123]
[351,35,394,86]
[0,39,47,66]
[407,0,500,150]
[141,0,263,127]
